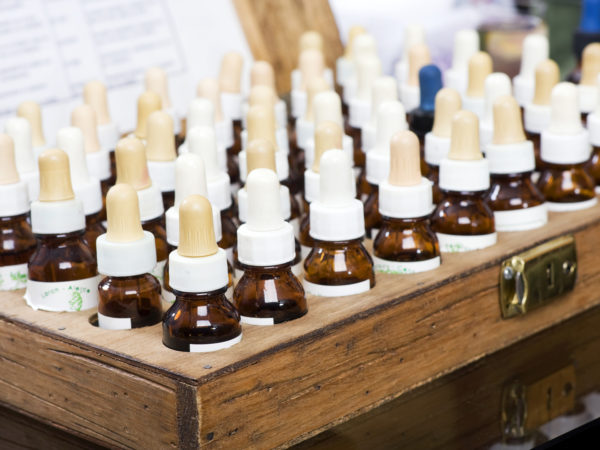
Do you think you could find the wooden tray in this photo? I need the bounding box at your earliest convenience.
[2,206,600,449]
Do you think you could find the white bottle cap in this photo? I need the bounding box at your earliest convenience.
[480,73,513,147]
[295,77,330,150]
[4,117,39,201]
[165,153,222,247]
[310,150,364,241]
[237,168,295,266]
[366,101,407,185]
[524,59,559,134]
[445,29,479,95]
[367,76,398,128]
[541,82,591,164]
[513,34,549,106]
[337,26,367,85]
[439,110,490,192]
[169,196,229,293]
[425,88,462,166]
[0,134,29,217]
[349,55,382,128]
[379,131,432,218]
[395,25,426,85]
[198,78,233,148]
[31,149,86,234]
[57,127,103,216]
[305,121,343,204]
[180,98,214,153]
[72,104,111,182]
[97,184,157,276]
[145,111,176,194]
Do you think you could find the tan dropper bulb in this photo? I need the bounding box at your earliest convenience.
[299,49,325,90]
[248,85,277,110]
[389,130,422,186]
[145,67,172,109]
[247,138,277,174]
[344,26,367,59]
[146,111,176,161]
[38,149,75,202]
[0,134,19,185]
[247,105,277,148]
[251,61,277,91]
[493,95,526,145]
[197,78,224,122]
[178,195,218,257]
[407,44,431,86]
[304,77,330,121]
[580,43,600,86]
[115,137,152,190]
[83,81,111,125]
[134,91,162,140]
[448,110,482,160]
[432,88,462,138]
[532,59,560,106]
[17,101,45,148]
[466,51,493,98]
[71,104,101,153]
[299,30,323,52]
[219,52,243,93]
[313,121,343,172]
[105,183,145,242]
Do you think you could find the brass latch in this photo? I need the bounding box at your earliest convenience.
[499,235,577,319]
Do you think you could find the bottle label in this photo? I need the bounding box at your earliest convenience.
[24,276,100,312]
[151,259,167,285]
[241,315,275,326]
[373,256,441,274]
[98,312,132,330]
[546,198,597,213]
[303,279,371,297]
[436,232,497,253]
[188,333,242,353]
[494,205,548,232]
[0,263,28,290]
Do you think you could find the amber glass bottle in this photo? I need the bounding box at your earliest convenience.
[374,219,439,270]
[0,214,36,272]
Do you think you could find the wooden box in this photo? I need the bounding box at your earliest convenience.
[2,206,600,449]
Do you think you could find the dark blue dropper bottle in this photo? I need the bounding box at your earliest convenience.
[408,64,443,143]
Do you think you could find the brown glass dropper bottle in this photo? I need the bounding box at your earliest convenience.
[146,111,177,210]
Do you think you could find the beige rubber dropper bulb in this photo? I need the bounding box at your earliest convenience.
[247,105,277,149]
[344,26,367,59]
[247,138,277,174]
[581,43,600,86]
[304,77,330,121]
[145,67,172,109]
[17,101,45,148]
[448,110,482,160]
[313,121,343,173]
[219,52,243,93]
[389,130,422,186]
[251,61,277,91]
[146,111,176,161]
[493,95,526,145]
[105,183,145,243]
[407,43,431,86]
[432,88,462,138]
[248,85,277,110]
[532,59,560,106]
[134,91,162,140]
[0,134,19,185]
[197,78,224,122]
[71,104,101,153]
[83,81,111,125]
[115,137,152,191]
[178,195,218,258]
[299,30,323,52]
[466,51,493,98]
[38,149,75,202]
[299,49,325,90]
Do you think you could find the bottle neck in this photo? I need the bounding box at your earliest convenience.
[35,229,86,243]
[313,237,363,248]
[238,261,293,272]
[490,172,531,181]
[171,285,228,301]
[0,213,29,224]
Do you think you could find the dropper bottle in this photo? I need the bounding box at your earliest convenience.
[133,91,162,142]
[361,76,398,152]
[57,127,104,256]
[537,82,596,211]
[304,150,374,296]
[578,43,600,116]
[115,137,168,283]
[0,134,35,290]
[17,101,46,158]
[235,168,307,325]
[463,52,493,119]
[394,25,426,87]
[145,67,181,138]
[197,78,234,154]
[585,74,600,187]
[523,59,560,169]
[295,77,330,152]
[162,195,242,352]
[479,73,513,149]
[400,43,431,113]
[4,117,40,201]
[291,48,327,120]
[408,64,443,147]
[513,34,549,108]
[243,85,290,155]
[484,95,547,231]
[300,121,343,258]
[424,88,462,204]
[364,101,408,239]
[25,149,98,311]
[248,61,287,129]
[145,111,177,210]
[336,25,366,93]
[431,110,496,252]
[96,184,162,329]
[219,52,245,165]
[373,130,440,273]
[445,29,479,96]
[291,31,333,91]
[343,34,378,108]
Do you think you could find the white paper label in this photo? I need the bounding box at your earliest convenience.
[494,205,548,232]
[303,279,371,297]
[373,256,441,274]
[25,276,100,312]
[241,315,275,326]
[151,259,167,285]
[98,312,132,330]
[0,263,28,290]
[188,333,242,353]
[436,232,497,253]
[546,198,597,212]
